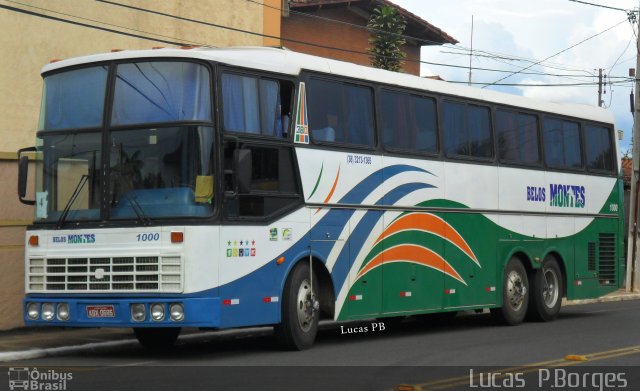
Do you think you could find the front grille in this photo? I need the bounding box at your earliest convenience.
[598,233,616,285]
[27,256,182,293]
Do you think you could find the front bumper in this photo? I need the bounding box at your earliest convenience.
[23,296,220,328]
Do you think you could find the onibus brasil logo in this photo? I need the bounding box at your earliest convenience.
[8,367,72,390]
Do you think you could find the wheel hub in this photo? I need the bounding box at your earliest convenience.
[542,267,559,308]
[507,270,526,311]
[296,279,317,332]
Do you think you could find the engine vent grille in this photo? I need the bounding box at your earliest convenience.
[598,233,616,285]
[587,242,596,272]
[27,256,182,293]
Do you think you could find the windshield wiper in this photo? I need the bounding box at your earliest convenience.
[56,174,89,229]
[121,191,152,226]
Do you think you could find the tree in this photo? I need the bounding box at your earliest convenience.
[367,5,407,72]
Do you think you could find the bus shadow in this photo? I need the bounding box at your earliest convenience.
[71,308,604,361]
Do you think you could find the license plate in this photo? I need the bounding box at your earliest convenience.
[86,305,115,318]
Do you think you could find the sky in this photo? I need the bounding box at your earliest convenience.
[390,0,638,156]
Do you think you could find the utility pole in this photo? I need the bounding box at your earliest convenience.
[598,68,603,107]
[625,2,640,292]
[468,15,474,86]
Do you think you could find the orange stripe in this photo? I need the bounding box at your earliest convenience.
[376,213,478,265]
[323,164,340,204]
[356,244,465,284]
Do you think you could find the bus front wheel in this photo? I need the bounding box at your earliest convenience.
[274,262,319,350]
[134,327,180,349]
[527,256,563,321]
[491,258,529,325]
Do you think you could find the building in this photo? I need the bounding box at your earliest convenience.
[282,0,458,76]
[0,0,281,331]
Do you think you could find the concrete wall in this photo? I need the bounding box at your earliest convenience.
[281,7,421,75]
[0,0,280,330]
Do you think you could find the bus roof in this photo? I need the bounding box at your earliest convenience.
[42,46,615,125]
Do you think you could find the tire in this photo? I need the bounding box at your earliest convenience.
[274,262,319,350]
[491,257,529,325]
[527,256,563,322]
[134,327,180,349]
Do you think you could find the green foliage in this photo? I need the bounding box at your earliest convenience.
[367,5,407,72]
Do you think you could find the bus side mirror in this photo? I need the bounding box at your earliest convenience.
[17,147,36,205]
[235,148,252,194]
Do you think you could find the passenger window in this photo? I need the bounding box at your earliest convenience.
[496,110,540,164]
[221,73,293,138]
[544,118,582,169]
[585,125,614,172]
[443,101,492,158]
[307,78,375,146]
[381,90,437,153]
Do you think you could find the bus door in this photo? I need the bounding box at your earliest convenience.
[381,210,445,314]
[344,209,384,318]
[443,212,496,309]
[308,208,353,314]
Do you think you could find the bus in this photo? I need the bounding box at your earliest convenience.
[18,47,624,350]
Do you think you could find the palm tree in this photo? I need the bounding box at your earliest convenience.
[367,5,407,72]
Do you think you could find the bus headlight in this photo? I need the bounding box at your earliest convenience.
[27,302,39,320]
[169,303,184,321]
[57,303,70,321]
[150,303,164,321]
[41,303,55,321]
[131,304,146,322]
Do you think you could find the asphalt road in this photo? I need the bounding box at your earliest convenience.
[2,300,640,390]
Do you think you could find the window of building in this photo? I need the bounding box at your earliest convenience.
[496,110,540,164]
[307,78,375,146]
[380,90,437,153]
[543,118,582,169]
[221,73,293,138]
[443,101,493,158]
[584,124,614,172]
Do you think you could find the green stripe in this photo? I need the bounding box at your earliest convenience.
[307,162,324,200]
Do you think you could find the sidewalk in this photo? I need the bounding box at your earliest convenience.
[0,290,638,360]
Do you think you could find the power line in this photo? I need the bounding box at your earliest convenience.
[440,50,632,80]
[567,0,629,13]
[449,80,633,87]
[5,0,633,89]
[1,0,206,47]
[484,18,629,88]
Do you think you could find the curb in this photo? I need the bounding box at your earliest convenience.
[563,293,640,306]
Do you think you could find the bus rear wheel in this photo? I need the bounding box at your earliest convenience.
[491,257,529,325]
[274,262,319,350]
[134,327,180,349]
[527,256,563,322]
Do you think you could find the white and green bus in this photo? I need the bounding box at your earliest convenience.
[18,47,624,350]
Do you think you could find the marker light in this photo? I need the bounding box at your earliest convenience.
[150,303,165,321]
[28,235,39,247]
[41,303,55,321]
[171,231,184,243]
[169,303,184,322]
[131,304,146,322]
[27,302,39,320]
[57,303,70,321]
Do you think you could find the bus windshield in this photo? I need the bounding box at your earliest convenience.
[34,61,215,223]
